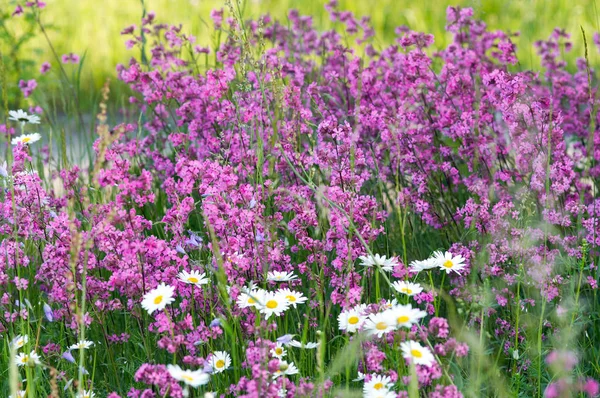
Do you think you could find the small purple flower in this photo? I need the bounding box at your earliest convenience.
[43,303,53,322]
[62,350,75,363]
[40,62,51,74]
[277,334,295,344]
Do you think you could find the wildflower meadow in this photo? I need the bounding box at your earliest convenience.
[0,1,599,397]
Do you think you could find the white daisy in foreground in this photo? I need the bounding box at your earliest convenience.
[358,254,398,272]
[69,340,94,350]
[259,291,290,319]
[141,283,176,314]
[167,364,210,387]
[389,305,426,328]
[8,390,26,398]
[75,391,95,398]
[11,334,28,350]
[236,289,266,309]
[270,344,287,359]
[178,270,209,286]
[15,350,41,367]
[363,374,393,395]
[267,271,298,282]
[288,340,320,349]
[276,288,307,308]
[391,280,423,296]
[9,109,41,124]
[209,351,231,373]
[409,253,440,272]
[434,251,466,274]
[338,309,365,333]
[400,340,436,366]
[11,133,41,146]
[272,361,299,378]
[365,389,396,398]
[363,312,396,337]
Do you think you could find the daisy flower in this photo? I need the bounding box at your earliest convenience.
[409,254,440,272]
[209,351,231,373]
[390,305,426,328]
[363,312,396,337]
[141,283,176,314]
[11,133,41,146]
[9,109,41,125]
[236,289,266,309]
[11,334,28,350]
[382,298,398,310]
[363,374,393,395]
[8,391,26,398]
[288,340,320,349]
[434,251,467,274]
[400,340,436,366]
[69,340,94,350]
[15,350,41,367]
[338,309,365,333]
[259,291,290,319]
[364,389,397,398]
[267,271,297,282]
[75,391,95,398]
[272,361,299,378]
[358,254,398,272]
[353,371,365,382]
[276,288,307,308]
[167,364,210,387]
[178,270,209,286]
[391,280,423,296]
[270,344,287,359]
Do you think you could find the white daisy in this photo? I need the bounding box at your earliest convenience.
[365,389,397,398]
[382,298,398,310]
[236,289,266,309]
[11,133,41,146]
[75,391,95,398]
[272,361,299,378]
[409,253,441,272]
[276,288,307,308]
[167,364,210,387]
[259,291,290,319]
[389,305,426,328]
[9,109,41,124]
[358,254,398,272]
[178,270,209,286]
[8,390,26,398]
[15,350,41,367]
[391,281,423,296]
[400,340,436,366]
[141,283,176,314]
[69,340,94,350]
[434,251,467,274]
[209,351,231,373]
[363,312,396,337]
[353,371,365,382]
[267,271,298,282]
[288,340,320,349]
[338,309,365,333]
[11,334,28,350]
[363,374,393,395]
[270,343,287,359]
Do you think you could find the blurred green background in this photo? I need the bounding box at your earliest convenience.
[2,0,600,102]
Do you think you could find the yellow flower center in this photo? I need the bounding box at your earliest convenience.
[188,277,199,283]
[154,295,163,305]
[443,260,453,268]
[183,375,194,382]
[401,288,412,294]
[275,348,283,355]
[375,322,388,330]
[216,359,225,368]
[411,349,423,358]
[374,382,384,390]
[348,316,360,325]
[21,356,28,363]
[286,295,296,302]
[397,315,410,323]
[22,137,31,143]
[279,363,289,371]
[247,297,256,304]
[266,300,278,309]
